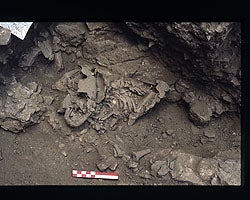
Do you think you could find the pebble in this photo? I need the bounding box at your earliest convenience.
[203,129,215,138]
[58,143,65,149]
[61,150,68,157]
[200,137,207,144]
[69,135,75,141]
[162,132,168,138]
[0,150,3,160]
[86,147,92,153]
[166,129,174,136]
[128,160,138,169]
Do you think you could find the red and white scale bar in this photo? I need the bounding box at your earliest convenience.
[72,170,119,180]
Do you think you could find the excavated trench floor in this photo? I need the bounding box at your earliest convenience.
[0,22,241,185]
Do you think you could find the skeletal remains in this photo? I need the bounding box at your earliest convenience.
[52,62,170,131]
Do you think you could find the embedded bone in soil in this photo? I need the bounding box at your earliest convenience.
[132,149,151,162]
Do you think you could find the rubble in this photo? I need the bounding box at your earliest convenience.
[166,150,241,185]
[0,78,46,133]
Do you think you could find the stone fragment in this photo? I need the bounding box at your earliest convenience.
[18,46,42,68]
[54,51,64,72]
[158,163,170,176]
[165,89,182,102]
[26,82,38,92]
[58,143,65,149]
[166,129,174,136]
[175,80,190,93]
[54,23,87,46]
[128,160,138,169]
[61,150,68,157]
[203,129,216,138]
[150,160,167,176]
[43,96,54,105]
[189,101,213,126]
[37,39,54,61]
[96,162,109,171]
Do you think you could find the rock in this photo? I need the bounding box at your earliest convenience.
[175,80,190,93]
[47,110,61,130]
[150,160,167,176]
[190,124,201,135]
[96,162,109,171]
[131,149,151,162]
[166,129,174,136]
[18,46,42,68]
[54,51,64,72]
[86,22,108,31]
[189,101,213,126]
[122,154,131,162]
[165,89,182,103]
[182,91,196,104]
[97,156,118,171]
[0,27,11,45]
[61,150,67,157]
[37,39,54,61]
[125,22,241,112]
[200,137,207,144]
[58,143,65,149]
[43,95,54,105]
[203,129,216,138]
[139,170,152,179]
[0,80,45,133]
[26,82,38,92]
[162,132,168,138]
[169,151,205,185]
[156,80,169,98]
[128,160,138,169]
[158,163,170,176]
[52,69,80,92]
[54,23,87,46]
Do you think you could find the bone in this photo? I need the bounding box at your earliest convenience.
[132,148,151,162]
